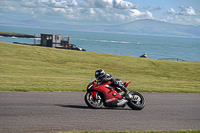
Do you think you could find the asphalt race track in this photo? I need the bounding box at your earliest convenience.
[0,92,200,133]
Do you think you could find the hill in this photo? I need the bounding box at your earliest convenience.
[112,19,200,38]
[0,42,200,92]
[1,19,200,38]
[0,32,35,38]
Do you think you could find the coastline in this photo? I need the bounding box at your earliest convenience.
[0,32,35,38]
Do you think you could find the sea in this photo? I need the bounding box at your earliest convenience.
[0,25,200,61]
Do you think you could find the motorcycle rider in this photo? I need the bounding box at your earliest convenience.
[95,69,132,99]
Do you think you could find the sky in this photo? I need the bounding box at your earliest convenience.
[0,0,200,26]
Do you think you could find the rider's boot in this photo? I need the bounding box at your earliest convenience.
[121,86,132,99]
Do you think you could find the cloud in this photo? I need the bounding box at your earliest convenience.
[129,9,153,18]
[179,5,196,15]
[196,18,200,23]
[143,6,162,11]
[167,5,197,16]
[1,0,200,26]
[38,0,78,8]
[113,0,138,9]
[67,0,78,6]
[165,5,200,25]
[0,0,151,24]
[83,0,113,8]
[82,0,138,9]
[80,8,95,15]
[153,6,162,11]
[167,8,176,14]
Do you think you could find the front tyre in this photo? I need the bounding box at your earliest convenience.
[85,92,104,109]
[127,91,146,110]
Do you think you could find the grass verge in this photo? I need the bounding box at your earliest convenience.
[0,31,31,36]
[0,42,199,92]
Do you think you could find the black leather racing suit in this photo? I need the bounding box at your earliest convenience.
[98,74,129,93]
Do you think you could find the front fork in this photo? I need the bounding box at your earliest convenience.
[88,91,101,100]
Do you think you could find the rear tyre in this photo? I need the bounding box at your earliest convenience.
[127,91,145,110]
[85,92,104,109]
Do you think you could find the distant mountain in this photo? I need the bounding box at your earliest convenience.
[1,18,200,38]
[45,19,200,38]
[111,19,200,38]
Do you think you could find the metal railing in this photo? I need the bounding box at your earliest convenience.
[158,58,185,61]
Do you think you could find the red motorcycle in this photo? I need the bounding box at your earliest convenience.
[85,78,146,110]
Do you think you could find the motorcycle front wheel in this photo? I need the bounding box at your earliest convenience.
[85,92,104,109]
[127,91,146,110]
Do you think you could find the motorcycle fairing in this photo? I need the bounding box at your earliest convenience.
[89,91,97,98]
[87,80,122,105]
[124,81,131,87]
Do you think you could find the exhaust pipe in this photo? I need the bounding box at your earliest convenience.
[117,99,128,106]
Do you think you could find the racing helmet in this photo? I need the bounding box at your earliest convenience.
[95,69,105,80]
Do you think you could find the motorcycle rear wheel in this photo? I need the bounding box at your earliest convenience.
[127,91,145,110]
[85,92,104,109]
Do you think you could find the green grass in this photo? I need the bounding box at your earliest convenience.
[0,42,200,92]
[0,31,28,35]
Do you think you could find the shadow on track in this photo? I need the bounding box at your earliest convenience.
[55,104,131,110]
[55,104,90,109]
